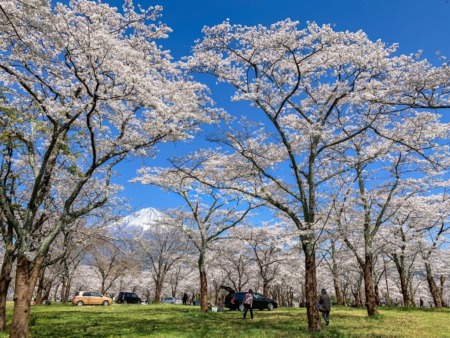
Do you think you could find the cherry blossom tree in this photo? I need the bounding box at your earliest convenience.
[380,200,426,307]
[54,224,92,303]
[213,232,252,292]
[134,159,255,312]
[187,19,450,330]
[411,194,450,307]
[0,0,216,335]
[241,223,291,297]
[337,110,450,315]
[319,238,348,306]
[86,236,131,295]
[136,217,194,303]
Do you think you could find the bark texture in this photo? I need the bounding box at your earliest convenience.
[10,255,45,338]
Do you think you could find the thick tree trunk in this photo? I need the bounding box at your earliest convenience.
[363,254,378,316]
[424,262,442,308]
[199,270,208,312]
[153,276,164,303]
[0,255,13,332]
[398,269,410,306]
[304,249,321,331]
[10,254,46,338]
[198,252,208,312]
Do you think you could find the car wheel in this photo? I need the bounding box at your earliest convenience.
[267,303,274,311]
[102,300,109,306]
[238,304,244,312]
[77,301,83,306]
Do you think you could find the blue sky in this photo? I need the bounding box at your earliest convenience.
[109,0,450,212]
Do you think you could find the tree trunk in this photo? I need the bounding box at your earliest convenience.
[262,280,270,298]
[304,248,321,331]
[439,275,446,307]
[10,254,46,338]
[332,272,344,306]
[35,268,46,305]
[363,254,378,316]
[424,261,442,308]
[408,279,416,307]
[392,254,411,306]
[374,284,380,306]
[60,278,72,303]
[153,275,164,303]
[198,252,208,312]
[331,243,344,305]
[398,269,410,306]
[0,254,13,332]
[199,270,208,312]
[383,260,391,306]
[42,282,52,304]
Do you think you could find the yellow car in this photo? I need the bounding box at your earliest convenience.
[72,291,113,306]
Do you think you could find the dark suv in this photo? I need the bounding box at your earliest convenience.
[220,286,278,311]
[115,292,141,304]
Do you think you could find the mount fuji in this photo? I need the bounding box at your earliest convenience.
[110,207,166,237]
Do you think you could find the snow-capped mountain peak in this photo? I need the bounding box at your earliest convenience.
[110,207,166,237]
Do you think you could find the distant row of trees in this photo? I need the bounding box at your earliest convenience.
[1,0,450,336]
[4,208,447,310]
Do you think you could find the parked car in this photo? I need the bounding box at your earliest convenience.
[115,292,141,304]
[220,286,278,311]
[162,297,182,304]
[72,291,113,306]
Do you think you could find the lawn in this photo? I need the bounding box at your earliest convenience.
[1,303,449,337]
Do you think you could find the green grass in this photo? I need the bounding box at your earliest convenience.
[1,303,449,337]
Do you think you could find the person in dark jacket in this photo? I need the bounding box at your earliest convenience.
[182,293,188,305]
[318,288,331,326]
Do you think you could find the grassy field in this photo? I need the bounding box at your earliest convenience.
[1,302,449,338]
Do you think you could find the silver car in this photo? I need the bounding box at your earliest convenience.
[162,297,182,304]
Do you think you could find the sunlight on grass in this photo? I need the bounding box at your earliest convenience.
[2,302,450,337]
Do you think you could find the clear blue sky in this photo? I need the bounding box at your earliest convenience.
[108,0,450,212]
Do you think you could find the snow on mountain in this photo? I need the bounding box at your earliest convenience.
[109,207,166,238]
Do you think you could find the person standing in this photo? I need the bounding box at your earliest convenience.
[243,289,254,319]
[318,289,331,326]
[420,298,424,308]
[182,293,188,305]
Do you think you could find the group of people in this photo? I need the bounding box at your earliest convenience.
[239,288,431,327]
[241,288,331,327]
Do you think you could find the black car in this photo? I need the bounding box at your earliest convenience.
[220,286,278,311]
[115,292,141,304]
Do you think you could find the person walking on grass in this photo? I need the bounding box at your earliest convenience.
[318,288,331,326]
[243,289,254,319]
